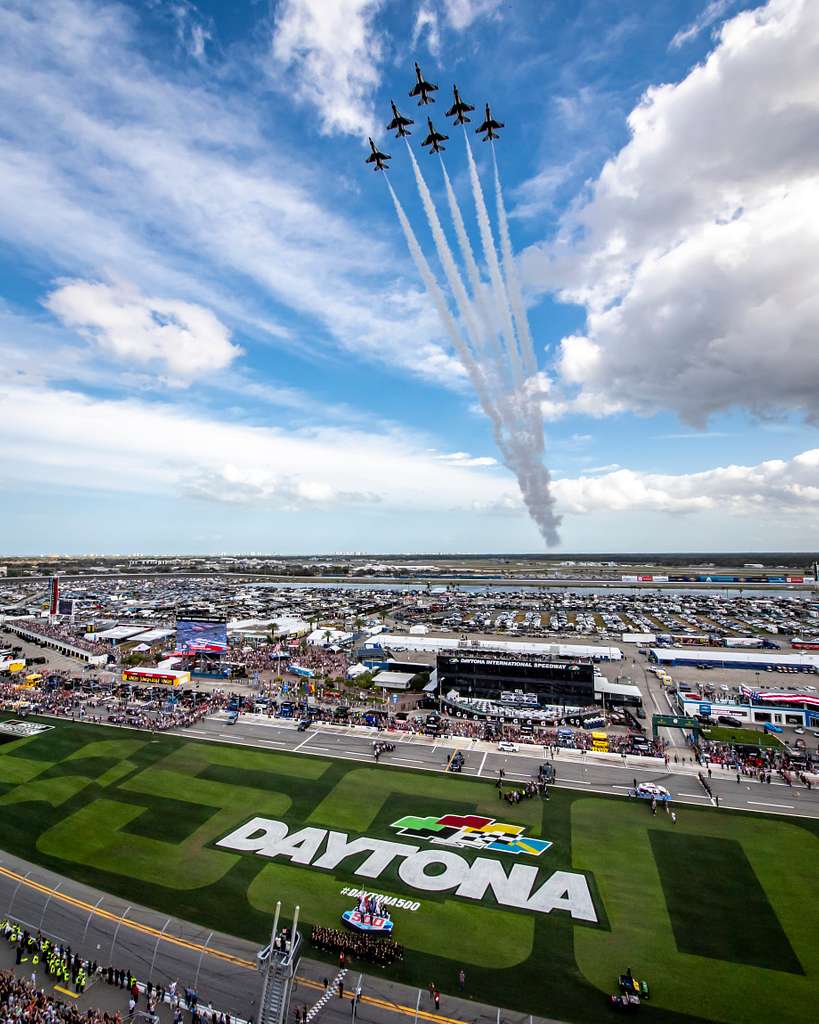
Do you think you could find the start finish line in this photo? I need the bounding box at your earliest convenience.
[218,817,597,922]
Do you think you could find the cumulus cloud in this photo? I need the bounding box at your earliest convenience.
[183,467,382,510]
[271,0,385,136]
[44,280,241,379]
[523,0,819,426]
[553,450,819,516]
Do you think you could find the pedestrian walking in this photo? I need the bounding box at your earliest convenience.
[434,989,440,1011]
[458,968,465,991]
[338,979,345,999]
[671,811,677,824]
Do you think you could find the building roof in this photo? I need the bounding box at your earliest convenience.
[365,634,623,660]
[650,647,819,667]
[373,670,415,690]
[594,679,642,699]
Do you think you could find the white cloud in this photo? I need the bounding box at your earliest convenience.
[553,449,819,516]
[670,0,736,50]
[443,0,502,31]
[271,0,385,136]
[523,0,819,426]
[0,0,465,390]
[435,451,498,466]
[44,280,241,379]
[412,1,441,56]
[1,382,816,526]
[412,0,502,55]
[0,382,514,513]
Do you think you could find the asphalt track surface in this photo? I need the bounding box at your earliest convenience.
[182,714,819,820]
[0,848,558,1024]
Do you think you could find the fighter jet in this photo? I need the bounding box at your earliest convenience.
[386,100,414,138]
[409,62,438,105]
[421,117,448,154]
[365,137,391,171]
[445,85,474,125]
[476,104,504,141]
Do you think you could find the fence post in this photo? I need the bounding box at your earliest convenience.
[109,906,132,964]
[38,881,61,931]
[7,870,32,919]
[193,931,213,992]
[81,895,105,947]
[149,919,171,981]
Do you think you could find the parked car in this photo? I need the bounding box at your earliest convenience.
[296,719,311,732]
[498,741,519,752]
[717,715,742,727]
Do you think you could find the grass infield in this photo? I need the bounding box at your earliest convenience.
[0,716,817,1024]
[699,727,780,748]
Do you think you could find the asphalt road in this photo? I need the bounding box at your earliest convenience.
[182,714,819,819]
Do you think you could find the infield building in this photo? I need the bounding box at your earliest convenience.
[436,650,641,709]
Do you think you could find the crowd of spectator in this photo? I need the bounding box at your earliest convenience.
[8,622,112,657]
[310,925,403,967]
[0,678,224,734]
[694,735,816,784]
[0,969,115,1024]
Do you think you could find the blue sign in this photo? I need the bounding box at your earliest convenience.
[699,703,712,716]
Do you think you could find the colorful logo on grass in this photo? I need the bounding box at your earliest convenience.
[391,813,551,857]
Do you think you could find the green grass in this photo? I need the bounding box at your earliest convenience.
[572,799,818,1024]
[0,714,817,1024]
[649,831,802,973]
[700,726,780,747]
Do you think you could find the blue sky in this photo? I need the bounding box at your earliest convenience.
[0,0,817,554]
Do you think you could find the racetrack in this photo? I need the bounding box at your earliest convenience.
[1,714,817,1024]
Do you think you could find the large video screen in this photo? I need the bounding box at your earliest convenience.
[176,617,228,654]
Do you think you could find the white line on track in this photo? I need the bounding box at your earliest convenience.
[611,785,631,790]
[477,752,488,777]
[394,759,427,765]
[292,733,317,752]
[170,726,819,818]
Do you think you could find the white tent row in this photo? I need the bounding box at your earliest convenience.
[365,634,623,661]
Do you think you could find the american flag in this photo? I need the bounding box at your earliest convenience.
[740,685,758,700]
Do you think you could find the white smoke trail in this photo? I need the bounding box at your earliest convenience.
[492,147,538,380]
[385,159,561,547]
[405,143,485,368]
[438,159,502,371]
[463,134,525,390]
[385,178,501,435]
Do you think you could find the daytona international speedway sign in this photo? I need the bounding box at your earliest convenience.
[217,817,597,921]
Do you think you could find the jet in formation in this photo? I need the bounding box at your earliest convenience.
[409,62,438,105]
[421,118,449,154]
[476,104,504,141]
[365,137,391,171]
[386,101,414,138]
[445,85,474,125]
